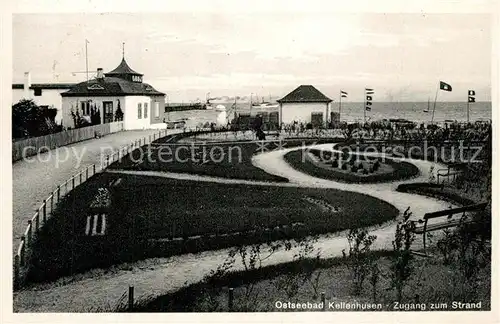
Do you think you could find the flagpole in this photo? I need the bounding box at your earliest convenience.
[363,90,366,124]
[467,97,470,124]
[85,39,89,83]
[339,91,342,119]
[431,85,439,124]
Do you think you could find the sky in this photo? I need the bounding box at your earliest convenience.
[13,11,492,102]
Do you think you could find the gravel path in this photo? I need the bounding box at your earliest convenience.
[12,129,178,255]
[13,142,455,312]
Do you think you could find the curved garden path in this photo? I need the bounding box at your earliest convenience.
[14,142,455,312]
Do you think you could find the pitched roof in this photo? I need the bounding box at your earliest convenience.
[277,85,332,103]
[61,77,164,97]
[105,58,143,76]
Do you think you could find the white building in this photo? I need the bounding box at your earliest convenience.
[277,85,332,126]
[61,57,165,130]
[12,72,75,124]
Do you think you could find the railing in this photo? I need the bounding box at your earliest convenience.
[13,127,180,290]
[12,122,124,162]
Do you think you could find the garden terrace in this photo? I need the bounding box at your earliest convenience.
[26,172,398,284]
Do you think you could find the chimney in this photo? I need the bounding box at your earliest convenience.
[23,72,31,98]
[96,68,104,79]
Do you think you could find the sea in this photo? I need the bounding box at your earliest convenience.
[167,101,492,127]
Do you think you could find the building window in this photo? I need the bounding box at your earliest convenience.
[137,103,142,119]
[34,88,42,96]
[144,102,148,118]
[155,102,160,118]
[81,101,89,115]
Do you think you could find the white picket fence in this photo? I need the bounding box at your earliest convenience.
[12,122,124,162]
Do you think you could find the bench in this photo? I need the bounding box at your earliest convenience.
[436,162,467,185]
[411,202,488,254]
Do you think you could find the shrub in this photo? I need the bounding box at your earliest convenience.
[362,169,369,175]
[331,159,339,168]
[346,228,377,296]
[341,163,347,170]
[373,160,380,171]
[389,209,415,303]
[436,215,491,301]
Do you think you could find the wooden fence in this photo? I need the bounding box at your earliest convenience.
[12,122,124,162]
[13,127,184,290]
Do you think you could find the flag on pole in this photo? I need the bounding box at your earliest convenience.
[341,90,348,98]
[365,88,374,111]
[439,81,452,91]
[468,89,475,102]
[341,90,348,95]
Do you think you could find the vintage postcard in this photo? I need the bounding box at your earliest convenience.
[2,0,498,323]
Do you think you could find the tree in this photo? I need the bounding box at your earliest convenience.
[12,99,55,138]
[114,99,124,121]
[90,104,101,125]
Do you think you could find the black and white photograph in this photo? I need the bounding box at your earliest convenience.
[2,0,498,322]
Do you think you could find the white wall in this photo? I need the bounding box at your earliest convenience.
[280,102,330,124]
[124,96,154,130]
[149,97,166,124]
[61,95,125,129]
[13,88,68,124]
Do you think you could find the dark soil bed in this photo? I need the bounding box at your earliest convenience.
[26,172,398,284]
[109,139,334,182]
[284,148,420,183]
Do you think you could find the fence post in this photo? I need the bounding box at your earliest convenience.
[27,220,32,246]
[50,195,53,216]
[57,186,61,202]
[128,286,134,310]
[79,171,82,184]
[321,292,326,311]
[72,177,75,190]
[228,287,234,311]
[86,167,89,180]
[93,164,96,175]
[35,212,39,234]
[20,237,26,266]
[43,200,47,223]
[14,254,20,290]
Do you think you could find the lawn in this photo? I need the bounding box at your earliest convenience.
[136,251,491,312]
[108,139,334,182]
[27,172,398,284]
[284,148,420,183]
